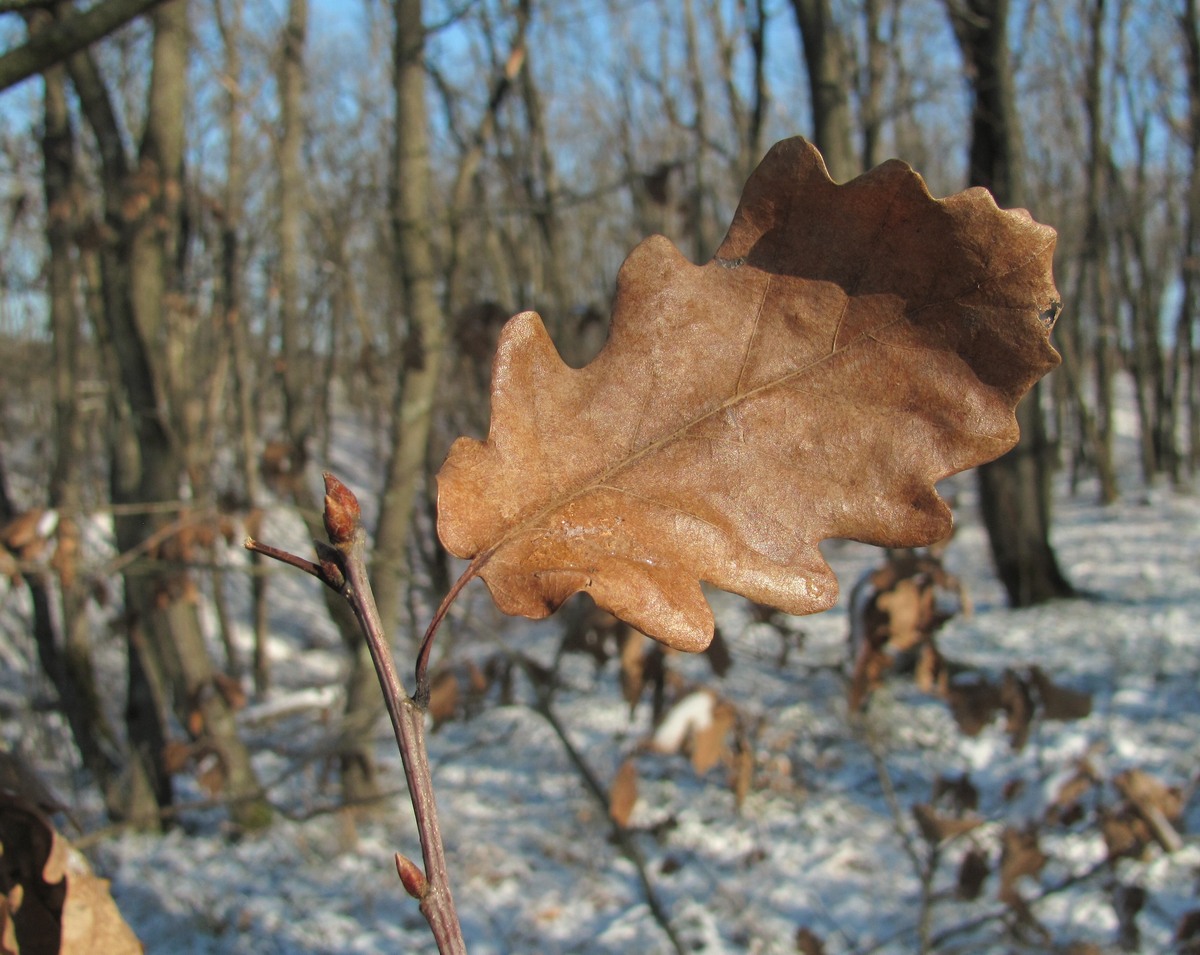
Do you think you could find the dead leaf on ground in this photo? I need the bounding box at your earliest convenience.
[912,803,983,844]
[933,773,979,813]
[946,671,1002,736]
[999,825,1046,898]
[794,926,826,954]
[1176,909,1200,954]
[1113,768,1184,853]
[608,758,638,829]
[1114,883,1146,951]
[956,847,989,900]
[437,137,1060,651]
[0,793,142,955]
[427,668,461,727]
[619,629,648,710]
[689,699,738,776]
[1028,665,1092,721]
[1000,668,1035,751]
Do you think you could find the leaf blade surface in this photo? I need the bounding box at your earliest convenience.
[437,138,1061,650]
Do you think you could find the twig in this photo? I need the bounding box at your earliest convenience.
[247,472,466,954]
[927,855,1111,950]
[510,652,687,955]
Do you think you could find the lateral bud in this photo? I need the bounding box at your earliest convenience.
[395,852,429,899]
[322,472,361,545]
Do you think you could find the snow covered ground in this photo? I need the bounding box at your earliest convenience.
[4,405,1199,954]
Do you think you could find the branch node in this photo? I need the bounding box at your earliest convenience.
[313,540,347,590]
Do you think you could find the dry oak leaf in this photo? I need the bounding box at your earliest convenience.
[437,137,1060,650]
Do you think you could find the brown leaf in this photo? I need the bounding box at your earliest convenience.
[1028,666,1091,721]
[1176,909,1200,954]
[874,578,929,652]
[0,794,142,955]
[933,773,979,814]
[619,629,648,709]
[794,927,826,955]
[609,758,638,829]
[1,510,48,557]
[914,643,947,697]
[427,669,461,727]
[1114,883,1146,951]
[195,751,227,797]
[1045,757,1099,827]
[999,825,1046,897]
[912,803,983,844]
[1100,806,1152,860]
[160,740,193,775]
[946,671,1001,736]
[212,672,247,711]
[1000,668,1035,751]
[731,736,754,810]
[956,847,989,900]
[436,137,1060,651]
[690,699,737,776]
[1113,768,1184,853]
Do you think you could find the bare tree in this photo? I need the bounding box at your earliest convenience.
[1179,0,1200,474]
[28,5,125,819]
[790,0,858,181]
[66,0,270,828]
[945,0,1074,606]
[0,0,170,90]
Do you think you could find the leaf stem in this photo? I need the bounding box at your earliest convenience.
[413,550,492,706]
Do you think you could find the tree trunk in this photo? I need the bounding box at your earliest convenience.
[215,0,269,692]
[1079,0,1120,501]
[946,0,1074,606]
[860,0,887,171]
[1180,0,1200,475]
[0,0,171,91]
[68,0,270,829]
[790,0,858,182]
[278,0,312,455]
[335,0,449,806]
[372,0,445,635]
[33,6,125,820]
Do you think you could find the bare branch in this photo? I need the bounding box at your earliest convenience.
[248,473,467,954]
[0,0,170,92]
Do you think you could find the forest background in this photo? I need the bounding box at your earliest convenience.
[0,0,1198,952]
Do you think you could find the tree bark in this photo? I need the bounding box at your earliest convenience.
[334,0,448,807]
[372,0,445,636]
[68,0,271,829]
[0,0,170,91]
[790,0,858,182]
[33,6,125,819]
[215,0,269,691]
[1078,0,1120,500]
[1180,0,1200,474]
[860,0,887,171]
[277,0,312,455]
[946,0,1074,606]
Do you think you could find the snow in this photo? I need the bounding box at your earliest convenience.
[4,414,1200,953]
